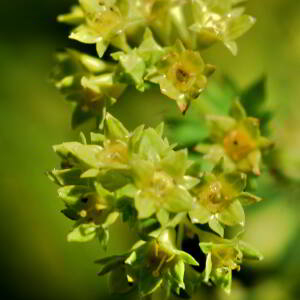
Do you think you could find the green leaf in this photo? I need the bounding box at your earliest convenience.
[80,168,100,178]
[236,192,262,206]
[156,208,169,226]
[238,240,263,261]
[125,251,137,266]
[58,6,84,25]
[135,192,156,219]
[57,185,90,205]
[199,242,213,255]
[117,198,137,225]
[67,223,98,242]
[207,115,236,139]
[98,228,109,250]
[112,50,146,90]
[102,211,120,229]
[169,259,185,288]
[218,200,245,226]
[230,100,247,121]
[161,149,189,178]
[243,117,260,139]
[99,169,132,191]
[180,176,200,190]
[90,132,105,144]
[104,113,129,141]
[53,142,102,168]
[137,128,169,162]
[176,251,199,267]
[128,125,145,154]
[103,211,120,228]
[116,184,138,199]
[225,15,256,41]
[189,204,211,224]
[48,168,86,186]
[94,181,113,197]
[138,28,164,65]
[61,207,80,221]
[214,267,232,294]
[139,271,163,297]
[70,25,101,44]
[224,41,238,56]
[247,149,262,176]
[221,172,247,194]
[164,186,194,213]
[96,39,109,58]
[155,122,164,137]
[209,218,224,237]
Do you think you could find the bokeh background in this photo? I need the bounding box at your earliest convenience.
[0,1,300,299]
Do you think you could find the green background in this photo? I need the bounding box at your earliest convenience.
[0,1,300,299]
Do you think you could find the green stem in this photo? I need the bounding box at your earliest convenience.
[177,222,184,249]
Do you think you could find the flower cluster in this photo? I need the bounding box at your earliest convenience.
[48,114,196,241]
[53,0,255,118]
[51,49,126,128]
[59,0,255,55]
[48,0,270,297]
[48,114,265,295]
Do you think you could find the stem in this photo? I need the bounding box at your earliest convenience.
[177,222,184,249]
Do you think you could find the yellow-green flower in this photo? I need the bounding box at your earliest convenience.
[200,236,263,293]
[105,229,199,296]
[188,159,261,236]
[147,41,215,112]
[48,170,120,245]
[59,0,132,57]
[128,126,198,225]
[189,0,256,55]
[195,100,273,175]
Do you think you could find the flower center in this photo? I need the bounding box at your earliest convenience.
[89,3,123,37]
[147,242,175,277]
[223,128,256,161]
[98,141,128,165]
[79,194,108,224]
[150,171,174,198]
[176,68,190,83]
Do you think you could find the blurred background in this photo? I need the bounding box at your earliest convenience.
[0,0,300,299]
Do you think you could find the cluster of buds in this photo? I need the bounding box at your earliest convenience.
[48,0,271,298]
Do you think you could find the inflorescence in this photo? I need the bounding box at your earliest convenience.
[48,0,272,298]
